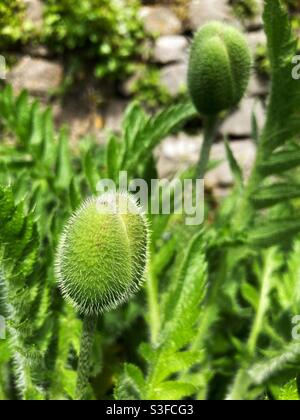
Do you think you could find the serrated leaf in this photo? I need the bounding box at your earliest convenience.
[262,0,300,151]
[258,150,300,176]
[161,231,207,347]
[147,381,196,400]
[115,363,145,400]
[248,218,300,247]
[126,101,196,172]
[248,342,300,386]
[251,183,300,209]
[121,101,147,165]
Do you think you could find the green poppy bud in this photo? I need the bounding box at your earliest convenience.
[188,21,251,116]
[56,192,149,315]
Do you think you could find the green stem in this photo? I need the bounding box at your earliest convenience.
[247,248,276,355]
[196,115,219,180]
[146,267,160,346]
[75,315,98,400]
[227,248,277,400]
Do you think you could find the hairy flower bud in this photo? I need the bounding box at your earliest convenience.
[56,192,149,315]
[188,21,251,116]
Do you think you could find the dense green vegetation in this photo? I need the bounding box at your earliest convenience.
[0,0,144,81]
[43,0,144,79]
[0,0,27,49]
[0,0,300,401]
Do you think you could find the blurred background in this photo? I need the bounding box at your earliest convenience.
[0,0,299,199]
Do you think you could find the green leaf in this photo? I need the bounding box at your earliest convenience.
[248,342,300,386]
[258,149,300,176]
[15,90,31,146]
[29,101,44,151]
[262,0,300,151]
[42,107,56,168]
[106,133,120,182]
[224,139,243,187]
[55,128,72,190]
[121,101,147,165]
[115,363,145,400]
[147,381,196,400]
[126,101,196,173]
[251,183,300,209]
[274,379,300,401]
[161,231,207,346]
[241,282,259,311]
[151,350,203,385]
[83,149,99,194]
[0,185,46,400]
[69,178,81,211]
[248,218,300,247]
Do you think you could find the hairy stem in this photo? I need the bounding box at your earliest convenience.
[196,115,219,180]
[75,315,97,400]
[227,248,277,400]
[247,248,276,355]
[147,267,160,346]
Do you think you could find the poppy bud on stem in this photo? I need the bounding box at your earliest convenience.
[56,192,149,399]
[188,21,251,179]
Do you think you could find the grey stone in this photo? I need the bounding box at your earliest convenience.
[156,132,201,178]
[189,0,236,31]
[140,6,182,36]
[156,132,256,188]
[103,100,129,133]
[24,45,50,58]
[160,63,187,97]
[206,140,256,188]
[8,56,63,96]
[220,98,265,137]
[154,35,188,64]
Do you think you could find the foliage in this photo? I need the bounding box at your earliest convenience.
[43,0,144,80]
[0,0,27,49]
[126,65,177,108]
[1,0,300,401]
[230,0,260,21]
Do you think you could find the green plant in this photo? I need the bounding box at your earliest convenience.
[56,192,149,399]
[0,0,26,49]
[0,83,196,400]
[230,0,260,21]
[127,66,177,108]
[43,0,144,80]
[1,0,300,402]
